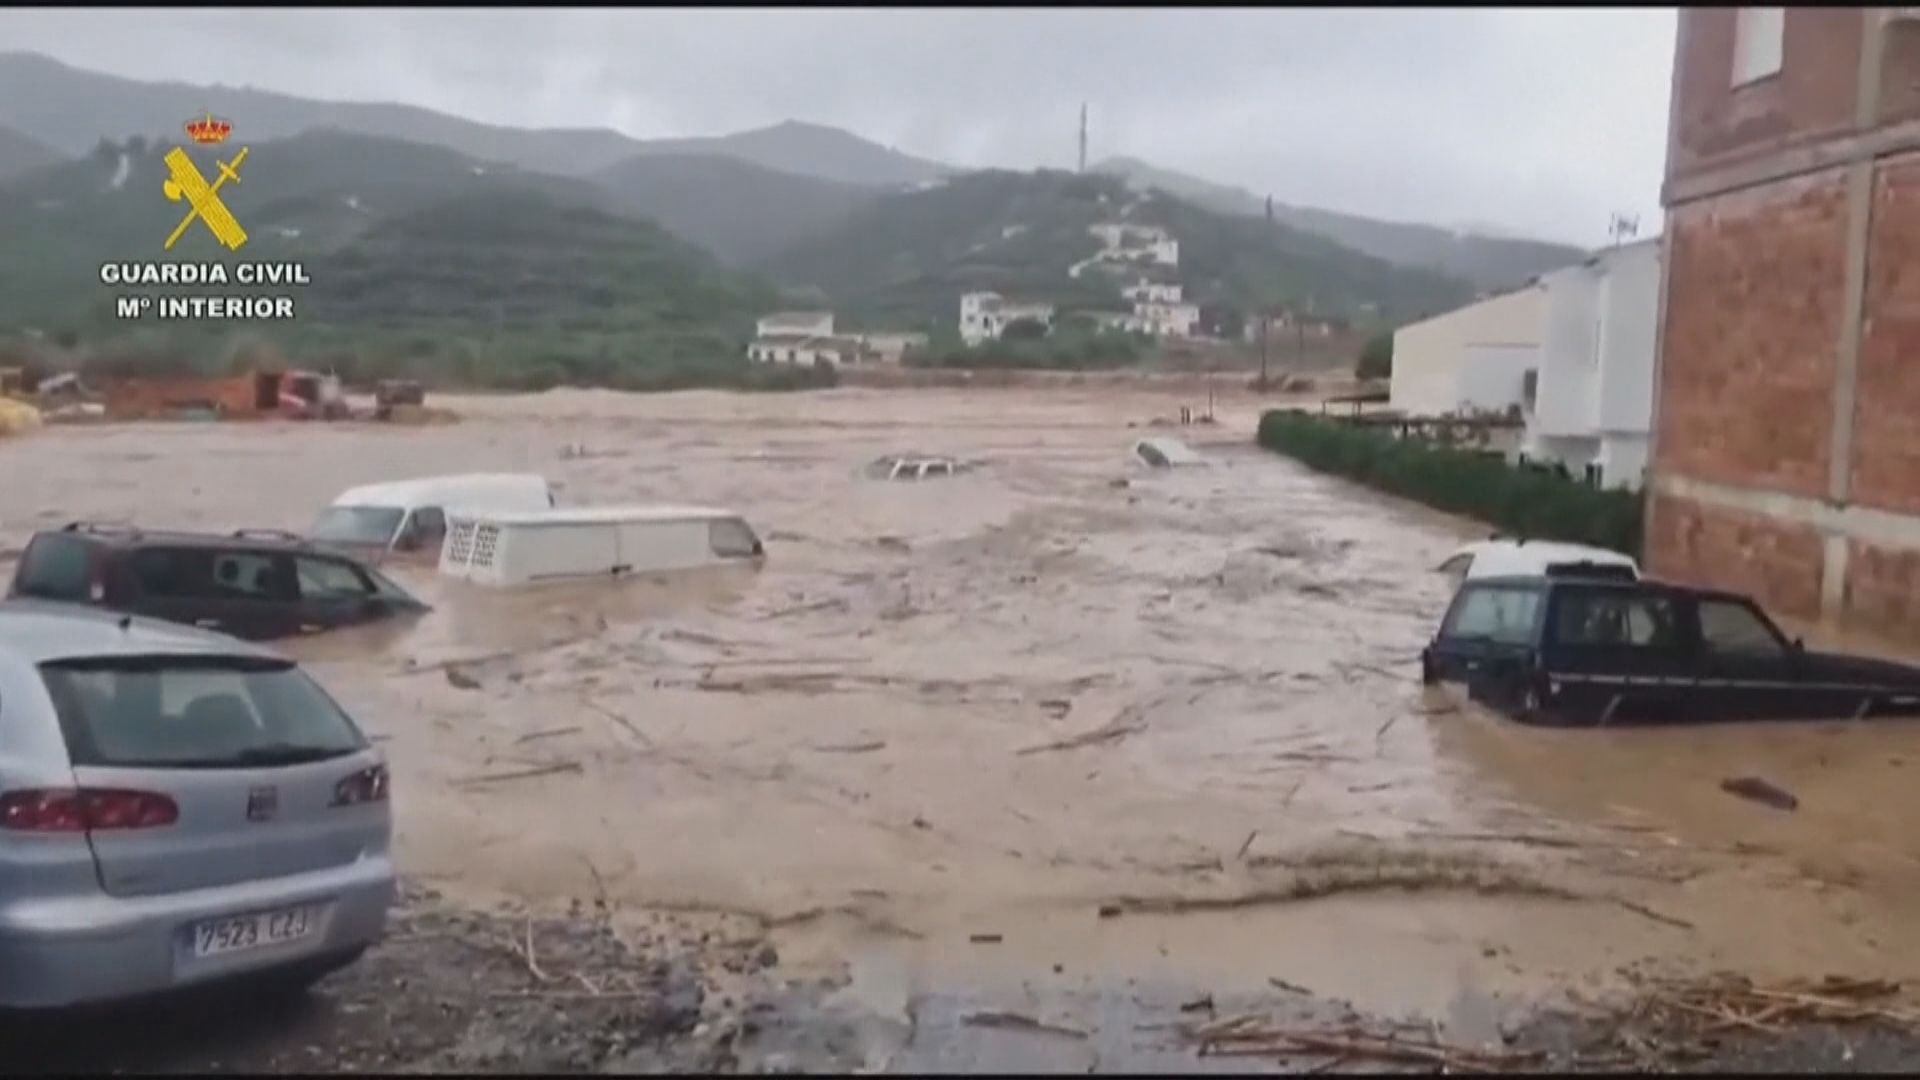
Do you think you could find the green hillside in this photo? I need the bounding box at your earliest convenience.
[1093,155,1588,293]
[762,169,1477,331]
[1125,191,1476,324]
[0,130,611,329]
[292,187,780,389]
[589,151,876,264]
[0,124,61,181]
[759,169,1136,330]
[0,143,790,391]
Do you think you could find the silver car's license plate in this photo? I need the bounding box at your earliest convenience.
[192,904,317,958]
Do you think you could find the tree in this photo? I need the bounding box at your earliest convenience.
[1001,317,1049,341]
[1356,332,1393,380]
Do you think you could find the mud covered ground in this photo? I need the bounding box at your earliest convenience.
[5,383,1920,1071]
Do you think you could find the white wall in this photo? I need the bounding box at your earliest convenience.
[1519,236,1659,489]
[756,312,833,338]
[1599,434,1649,491]
[1594,239,1660,438]
[1531,265,1599,437]
[1457,343,1540,413]
[1390,285,1547,416]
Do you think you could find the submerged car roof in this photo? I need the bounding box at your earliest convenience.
[331,473,549,508]
[1440,539,1639,579]
[0,599,285,664]
[1465,574,1755,606]
[42,523,331,554]
[457,505,742,526]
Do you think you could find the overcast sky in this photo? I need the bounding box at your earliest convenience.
[2,7,1675,248]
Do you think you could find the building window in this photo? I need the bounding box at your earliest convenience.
[1731,7,1785,87]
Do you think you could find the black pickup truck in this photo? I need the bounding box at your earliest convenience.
[1420,572,1920,726]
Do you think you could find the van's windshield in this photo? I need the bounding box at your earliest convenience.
[309,506,405,546]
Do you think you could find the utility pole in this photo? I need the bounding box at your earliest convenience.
[1078,103,1087,173]
[1296,294,1309,371]
[1259,310,1269,389]
[1258,193,1274,390]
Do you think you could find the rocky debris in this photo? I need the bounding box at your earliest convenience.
[1513,973,1920,1072]
[1721,776,1799,812]
[0,886,769,1074]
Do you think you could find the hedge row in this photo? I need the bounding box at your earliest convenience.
[1256,409,1645,557]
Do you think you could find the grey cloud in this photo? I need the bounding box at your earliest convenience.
[0,6,1674,246]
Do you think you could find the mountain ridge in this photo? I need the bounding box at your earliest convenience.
[1091,154,1589,293]
[0,123,63,181]
[4,48,1590,292]
[0,51,950,190]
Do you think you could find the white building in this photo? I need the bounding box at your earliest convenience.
[1389,284,1549,418]
[1128,300,1201,339]
[1520,237,1661,490]
[1122,280,1183,305]
[747,334,861,367]
[1086,223,1180,271]
[755,311,835,339]
[960,292,1056,346]
[860,332,930,364]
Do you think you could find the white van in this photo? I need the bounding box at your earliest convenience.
[309,473,555,561]
[437,505,764,587]
[1437,538,1640,582]
[1133,437,1205,468]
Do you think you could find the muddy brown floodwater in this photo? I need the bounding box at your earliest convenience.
[6,384,1920,1070]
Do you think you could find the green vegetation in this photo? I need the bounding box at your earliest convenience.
[763,169,1130,330]
[907,324,1148,371]
[0,167,810,392]
[1356,332,1393,380]
[1256,410,1644,556]
[1128,193,1470,328]
[765,170,1477,332]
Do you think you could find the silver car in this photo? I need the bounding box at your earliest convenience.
[0,600,394,1010]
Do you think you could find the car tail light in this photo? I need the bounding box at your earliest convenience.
[332,764,389,807]
[0,788,179,832]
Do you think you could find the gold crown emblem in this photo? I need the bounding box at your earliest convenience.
[184,112,233,145]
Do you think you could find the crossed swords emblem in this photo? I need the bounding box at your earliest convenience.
[161,145,251,251]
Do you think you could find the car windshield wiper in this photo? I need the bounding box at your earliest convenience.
[116,745,356,769]
[230,743,356,766]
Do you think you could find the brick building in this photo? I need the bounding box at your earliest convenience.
[1647,7,1920,641]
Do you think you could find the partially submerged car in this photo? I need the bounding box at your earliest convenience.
[1421,571,1920,726]
[438,505,764,587]
[865,455,972,481]
[308,473,555,562]
[0,600,394,1009]
[1437,537,1639,582]
[1133,437,1204,468]
[7,523,429,642]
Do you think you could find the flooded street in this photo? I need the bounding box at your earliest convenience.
[6,384,1920,1068]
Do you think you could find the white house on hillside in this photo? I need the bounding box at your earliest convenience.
[756,311,835,338]
[960,292,1056,345]
[1122,280,1183,305]
[1389,284,1549,417]
[1129,299,1201,338]
[747,310,865,367]
[1521,237,1661,490]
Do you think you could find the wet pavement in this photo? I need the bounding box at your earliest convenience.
[5,383,1920,1070]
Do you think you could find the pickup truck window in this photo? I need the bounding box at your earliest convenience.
[14,534,92,601]
[1699,599,1786,657]
[1442,584,1541,645]
[1553,590,1679,648]
[132,547,297,602]
[296,556,374,600]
